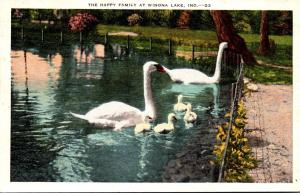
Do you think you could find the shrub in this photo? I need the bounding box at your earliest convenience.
[234,21,252,33]
[127,13,143,26]
[69,12,98,32]
[13,9,24,19]
[213,101,257,182]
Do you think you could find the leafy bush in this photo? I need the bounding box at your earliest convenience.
[68,12,98,32]
[141,10,179,27]
[101,10,131,25]
[214,101,257,182]
[234,21,252,33]
[127,13,143,26]
[13,9,24,19]
[189,10,215,30]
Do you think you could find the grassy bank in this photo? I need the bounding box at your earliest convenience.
[96,24,292,46]
[96,24,292,67]
[244,65,292,85]
[96,24,218,45]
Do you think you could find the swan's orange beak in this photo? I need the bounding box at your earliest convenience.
[155,64,165,73]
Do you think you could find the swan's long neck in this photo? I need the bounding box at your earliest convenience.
[143,69,156,119]
[211,42,228,83]
[178,96,183,103]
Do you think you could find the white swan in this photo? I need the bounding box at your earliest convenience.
[153,113,177,134]
[173,94,188,112]
[134,116,152,134]
[70,61,165,131]
[162,42,228,84]
[184,103,197,123]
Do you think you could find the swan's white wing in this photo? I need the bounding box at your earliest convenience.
[169,69,209,83]
[85,101,143,122]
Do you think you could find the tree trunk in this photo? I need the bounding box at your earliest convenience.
[210,10,257,65]
[258,11,270,55]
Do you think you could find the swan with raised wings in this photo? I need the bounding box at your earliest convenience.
[162,42,228,84]
[70,61,165,131]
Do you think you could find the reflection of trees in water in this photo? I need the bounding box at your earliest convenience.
[11,89,57,181]
[11,42,107,181]
[108,43,127,59]
[11,43,96,181]
[72,44,105,80]
[11,48,58,181]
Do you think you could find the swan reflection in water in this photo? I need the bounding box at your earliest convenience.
[164,83,221,118]
[73,44,105,80]
[72,43,128,81]
[110,44,127,59]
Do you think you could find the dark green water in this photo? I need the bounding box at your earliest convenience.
[11,41,231,182]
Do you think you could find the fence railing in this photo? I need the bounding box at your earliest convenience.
[11,26,220,60]
[217,52,244,182]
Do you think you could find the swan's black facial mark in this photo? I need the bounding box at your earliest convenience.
[154,64,165,73]
[146,116,154,123]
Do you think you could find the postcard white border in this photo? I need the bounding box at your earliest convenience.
[1,0,300,192]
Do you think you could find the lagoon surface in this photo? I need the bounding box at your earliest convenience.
[11,41,231,182]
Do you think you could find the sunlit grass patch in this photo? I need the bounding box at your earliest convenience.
[244,65,292,84]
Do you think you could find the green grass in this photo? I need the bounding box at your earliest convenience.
[255,50,292,67]
[242,31,293,84]
[97,24,293,66]
[244,65,292,84]
[96,24,219,46]
[247,42,292,67]
[97,24,292,46]
[240,33,292,46]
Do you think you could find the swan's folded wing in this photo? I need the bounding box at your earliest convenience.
[170,69,208,83]
[85,101,142,121]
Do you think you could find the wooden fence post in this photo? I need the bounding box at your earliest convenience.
[149,37,152,51]
[21,26,24,40]
[104,33,108,44]
[60,31,63,43]
[41,28,44,42]
[168,39,172,55]
[127,35,130,50]
[192,45,195,61]
[79,31,82,44]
